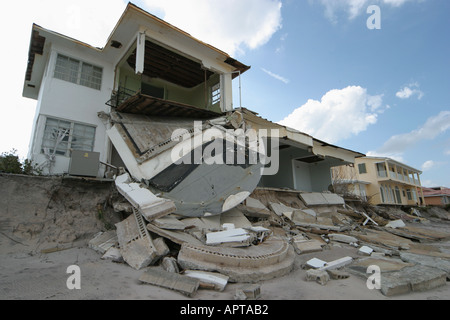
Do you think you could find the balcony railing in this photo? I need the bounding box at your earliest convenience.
[105,86,138,108]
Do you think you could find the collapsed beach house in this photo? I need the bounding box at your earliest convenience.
[27,3,443,292]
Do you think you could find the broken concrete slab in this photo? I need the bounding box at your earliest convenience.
[88,230,117,254]
[380,265,447,297]
[220,208,252,229]
[400,252,450,279]
[115,212,158,270]
[183,270,229,291]
[299,192,345,206]
[290,209,317,224]
[319,256,353,271]
[147,223,204,246]
[234,284,261,300]
[101,246,122,262]
[161,256,180,273]
[269,202,297,217]
[326,269,350,280]
[115,173,176,221]
[241,197,272,218]
[177,239,295,283]
[153,237,170,258]
[152,215,186,230]
[306,269,330,285]
[328,234,359,245]
[386,219,406,229]
[306,258,327,269]
[139,267,200,297]
[351,229,413,251]
[292,239,324,255]
[358,246,374,256]
[348,257,415,275]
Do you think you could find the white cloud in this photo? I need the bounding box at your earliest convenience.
[261,68,290,84]
[421,160,435,171]
[396,83,424,100]
[375,111,450,155]
[144,0,283,56]
[316,0,425,22]
[278,86,383,144]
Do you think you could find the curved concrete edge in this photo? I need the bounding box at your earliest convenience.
[177,240,296,283]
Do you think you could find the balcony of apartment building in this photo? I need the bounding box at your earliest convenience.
[374,160,425,206]
[374,160,422,187]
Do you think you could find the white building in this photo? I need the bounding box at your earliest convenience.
[23,3,363,194]
[24,3,248,177]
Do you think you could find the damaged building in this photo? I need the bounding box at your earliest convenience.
[16,2,450,299]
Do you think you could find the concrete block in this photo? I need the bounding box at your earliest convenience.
[293,239,323,255]
[221,208,252,229]
[153,237,170,258]
[306,269,330,285]
[306,258,327,269]
[139,267,199,297]
[184,270,229,291]
[381,266,447,296]
[101,246,122,262]
[269,202,297,217]
[161,256,180,273]
[326,269,350,280]
[386,219,406,229]
[115,214,157,270]
[358,246,374,256]
[328,234,359,244]
[321,193,345,205]
[319,256,353,271]
[88,230,117,254]
[244,197,272,217]
[234,284,261,300]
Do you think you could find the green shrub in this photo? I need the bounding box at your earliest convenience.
[0,149,41,175]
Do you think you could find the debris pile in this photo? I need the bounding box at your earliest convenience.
[89,178,450,298]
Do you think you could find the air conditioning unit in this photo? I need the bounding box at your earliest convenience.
[69,150,100,177]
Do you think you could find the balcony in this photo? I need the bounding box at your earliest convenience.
[106,86,222,120]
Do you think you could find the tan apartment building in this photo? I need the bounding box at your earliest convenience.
[332,156,426,206]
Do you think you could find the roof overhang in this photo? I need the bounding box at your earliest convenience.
[23,2,250,100]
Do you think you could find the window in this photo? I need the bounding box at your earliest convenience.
[406,189,412,200]
[211,83,221,104]
[41,117,96,157]
[395,186,402,204]
[376,163,387,177]
[380,187,385,203]
[358,163,367,174]
[54,54,102,90]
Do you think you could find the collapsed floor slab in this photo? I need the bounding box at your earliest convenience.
[177,238,295,283]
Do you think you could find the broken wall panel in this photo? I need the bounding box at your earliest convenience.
[115,212,158,270]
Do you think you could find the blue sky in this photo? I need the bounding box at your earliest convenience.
[1,0,449,187]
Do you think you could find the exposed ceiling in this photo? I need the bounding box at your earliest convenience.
[127,40,214,88]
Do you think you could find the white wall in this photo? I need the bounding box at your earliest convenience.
[28,44,115,176]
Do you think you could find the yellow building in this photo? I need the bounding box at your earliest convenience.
[332,156,426,206]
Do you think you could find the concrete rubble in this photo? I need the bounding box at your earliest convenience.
[87,181,450,298]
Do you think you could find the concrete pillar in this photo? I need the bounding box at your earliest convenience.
[136,31,146,75]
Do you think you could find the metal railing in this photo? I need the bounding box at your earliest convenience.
[105,86,139,108]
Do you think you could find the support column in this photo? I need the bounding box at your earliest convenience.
[136,31,146,75]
